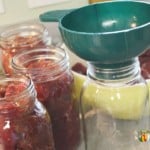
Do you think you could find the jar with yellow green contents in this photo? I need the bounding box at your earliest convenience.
[78,58,150,150]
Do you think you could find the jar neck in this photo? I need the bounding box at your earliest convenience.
[0,23,51,50]
[87,58,141,83]
[12,47,70,82]
[0,74,36,116]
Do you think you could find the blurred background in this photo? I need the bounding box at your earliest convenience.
[0,0,90,67]
[0,0,88,27]
[0,0,149,67]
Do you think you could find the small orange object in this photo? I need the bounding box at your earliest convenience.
[89,0,110,4]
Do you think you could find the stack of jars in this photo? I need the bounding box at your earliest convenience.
[0,23,81,150]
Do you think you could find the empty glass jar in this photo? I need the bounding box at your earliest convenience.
[78,58,150,150]
[0,22,51,75]
[0,74,55,150]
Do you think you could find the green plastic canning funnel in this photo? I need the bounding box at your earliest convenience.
[40,0,150,64]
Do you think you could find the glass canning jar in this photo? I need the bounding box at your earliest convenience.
[0,22,51,75]
[78,58,150,150]
[12,47,80,150]
[139,48,150,79]
[0,74,55,150]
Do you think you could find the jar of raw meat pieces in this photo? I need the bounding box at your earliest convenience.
[139,48,150,79]
[12,47,80,150]
[0,74,55,150]
[0,22,51,75]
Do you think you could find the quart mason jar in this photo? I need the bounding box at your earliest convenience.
[0,74,55,150]
[0,22,51,75]
[79,58,150,150]
[12,47,80,150]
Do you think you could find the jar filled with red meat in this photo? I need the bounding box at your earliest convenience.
[0,74,55,150]
[0,22,51,75]
[139,48,150,79]
[12,47,80,150]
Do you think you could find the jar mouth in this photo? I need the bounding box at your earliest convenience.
[0,22,49,48]
[0,74,36,101]
[12,47,69,79]
[0,74,36,114]
[87,58,140,82]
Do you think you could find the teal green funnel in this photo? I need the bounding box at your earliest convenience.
[40,1,150,63]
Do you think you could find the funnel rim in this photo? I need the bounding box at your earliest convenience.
[59,0,150,35]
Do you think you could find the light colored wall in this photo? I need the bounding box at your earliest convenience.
[0,0,88,27]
